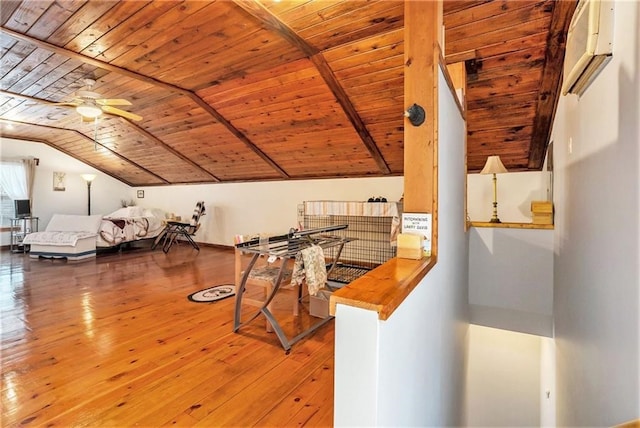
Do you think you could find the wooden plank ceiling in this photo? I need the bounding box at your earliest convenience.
[0,0,576,186]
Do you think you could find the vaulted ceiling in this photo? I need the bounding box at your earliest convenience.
[0,0,576,186]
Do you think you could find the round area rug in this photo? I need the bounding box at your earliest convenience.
[188,284,235,303]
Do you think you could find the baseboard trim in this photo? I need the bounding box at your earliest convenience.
[197,242,234,252]
[2,242,234,253]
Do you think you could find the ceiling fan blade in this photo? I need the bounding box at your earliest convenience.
[96,98,132,106]
[49,101,79,106]
[101,105,142,121]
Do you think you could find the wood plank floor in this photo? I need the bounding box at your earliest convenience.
[0,245,334,427]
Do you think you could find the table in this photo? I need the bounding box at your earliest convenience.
[10,217,39,253]
[233,225,353,352]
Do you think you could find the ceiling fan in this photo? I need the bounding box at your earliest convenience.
[55,79,143,122]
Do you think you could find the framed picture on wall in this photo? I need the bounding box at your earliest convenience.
[137,190,144,198]
[53,172,66,191]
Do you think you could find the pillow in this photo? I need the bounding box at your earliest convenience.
[46,214,103,233]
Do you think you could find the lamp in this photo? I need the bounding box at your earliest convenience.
[76,101,102,119]
[480,155,508,223]
[81,174,96,215]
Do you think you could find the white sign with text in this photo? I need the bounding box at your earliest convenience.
[401,213,432,257]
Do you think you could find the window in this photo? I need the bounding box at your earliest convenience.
[0,185,14,227]
[0,159,32,227]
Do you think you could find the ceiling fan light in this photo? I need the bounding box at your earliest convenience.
[76,102,102,118]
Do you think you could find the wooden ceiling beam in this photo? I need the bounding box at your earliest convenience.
[3,134,138,186]
[1,89,222,182]
[117,117,221,183]
[0,26,289,179]
[233,0,391,175]
[186,95,289,178]
[528,0,577,169]
[0,27,182,94]
[403,0,439,216]
[1,117,170,184]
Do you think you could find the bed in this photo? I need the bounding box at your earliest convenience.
[97,206,166,248]
[23,208,166,260]
[24,214,103,260]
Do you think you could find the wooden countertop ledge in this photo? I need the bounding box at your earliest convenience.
[470,221,553,230]
[329,256,437,321]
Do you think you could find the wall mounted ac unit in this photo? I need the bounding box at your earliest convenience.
[562,0,614,96]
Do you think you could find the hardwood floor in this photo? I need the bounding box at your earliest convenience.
[0,245,334,427]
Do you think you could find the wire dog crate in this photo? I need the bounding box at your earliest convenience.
[299,201,402,285]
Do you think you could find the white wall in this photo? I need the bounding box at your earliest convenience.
[0,138,130,245]
[540,336,556,427]
[465,324,541,427]
[551,1,640,425]
[0,138,404,247]
[334,69,468,426]
[468,227,554,337]
[135,177,403,246]
[379,70,469,426]
[467,170,549,223]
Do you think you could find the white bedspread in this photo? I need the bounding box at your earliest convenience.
[23,231,96,246]
[97,216,164,247]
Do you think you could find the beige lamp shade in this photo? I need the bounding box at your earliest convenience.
[480,155,508,174]
[81,174,96,182]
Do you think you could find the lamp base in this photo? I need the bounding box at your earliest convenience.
[490,197,501,223]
